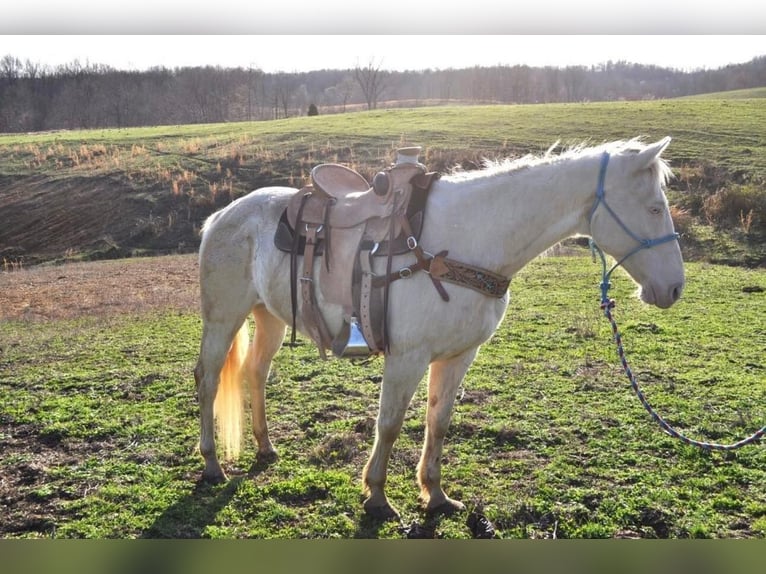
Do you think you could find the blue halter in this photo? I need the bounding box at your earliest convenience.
[588,152,680,304]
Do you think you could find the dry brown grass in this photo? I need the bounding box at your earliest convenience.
[0,254,199,322]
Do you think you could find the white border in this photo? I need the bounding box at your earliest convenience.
[1,1,765,33]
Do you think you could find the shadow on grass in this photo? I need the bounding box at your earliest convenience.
[353,509,459,539]
[141,458,277,538]
[352,513,398,539]
[141,477,243,538]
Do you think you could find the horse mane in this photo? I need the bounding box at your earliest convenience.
[443,138,674,185]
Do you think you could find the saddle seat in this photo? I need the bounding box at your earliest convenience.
[285,163,393,230]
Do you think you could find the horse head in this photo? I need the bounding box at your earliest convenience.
[588,137,685,309]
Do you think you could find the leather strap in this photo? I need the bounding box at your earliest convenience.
[301,225,332,358]
[371,213,510,300]
[372,252,508,299]
[358,247,381,354]
[430,257,510,298]
[399,213,450,301]
[290,192,311,347]
[322,199,334,272]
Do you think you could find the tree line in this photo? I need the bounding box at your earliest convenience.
[1,54,765,133]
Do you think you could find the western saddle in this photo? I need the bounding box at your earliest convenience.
[274,147,509,359]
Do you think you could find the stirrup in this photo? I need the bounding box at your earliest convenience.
[332,315,371,358]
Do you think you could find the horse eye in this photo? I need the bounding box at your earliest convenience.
[649,206,662,215]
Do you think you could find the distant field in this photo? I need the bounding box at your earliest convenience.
[680,87,766,100]
[1,99,765,178]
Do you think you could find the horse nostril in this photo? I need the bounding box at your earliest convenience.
[671,283,683,302]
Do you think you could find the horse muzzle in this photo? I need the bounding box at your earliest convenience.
[640,280,684,309]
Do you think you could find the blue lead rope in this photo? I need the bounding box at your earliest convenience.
[592,241,765,451]
[589,152,764,451]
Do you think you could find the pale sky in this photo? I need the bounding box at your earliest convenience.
[3,0,766,35]
[2,35,765,74]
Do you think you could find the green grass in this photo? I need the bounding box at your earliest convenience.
[1,255,764,538]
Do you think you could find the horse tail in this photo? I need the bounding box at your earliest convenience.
[214,321,250,460]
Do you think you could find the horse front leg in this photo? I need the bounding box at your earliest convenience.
[418,347,479,515]
[362,354,428,520]
[247,306,286,462]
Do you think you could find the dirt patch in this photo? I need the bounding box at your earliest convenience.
[0,254,199,321]
[0,420,89,537]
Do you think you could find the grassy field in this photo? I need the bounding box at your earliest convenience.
[1,95,765,539]
[1,253,764,539]
[681,87,766,100]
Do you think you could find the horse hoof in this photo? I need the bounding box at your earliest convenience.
[363,499,401,521]
[256,450,278,465]
[201,470,227,485]
[426,497,465,517]
[250,450,278,474]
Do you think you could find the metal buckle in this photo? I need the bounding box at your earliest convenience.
[399,268,413,279]
[406,236,417,250]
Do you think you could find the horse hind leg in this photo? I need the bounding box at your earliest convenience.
[417,347,479,515]
[195,318,250,484]
[245,305,286,464]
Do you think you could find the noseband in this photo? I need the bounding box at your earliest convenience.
[588,152,680,304]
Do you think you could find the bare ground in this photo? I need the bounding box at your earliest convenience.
[0,254,199,322]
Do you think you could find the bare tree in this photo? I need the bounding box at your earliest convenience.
[338,75,356,112]
[1,54,22,86]
[563,66,588,102]
[0,57,765,132]
[271,73,295,119]
[247,65,263,121]
[354,58,387,110]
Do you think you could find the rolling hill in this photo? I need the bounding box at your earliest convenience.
[1,97,765,267]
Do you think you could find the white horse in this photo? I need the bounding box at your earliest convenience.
[193,137,685,519]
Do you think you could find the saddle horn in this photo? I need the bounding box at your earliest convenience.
[396,146,423,166]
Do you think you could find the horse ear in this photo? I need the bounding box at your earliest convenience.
[634,137,671,171]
